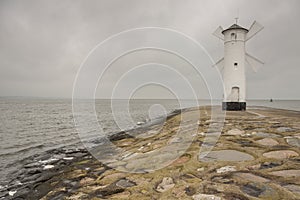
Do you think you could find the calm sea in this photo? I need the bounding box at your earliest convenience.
[0,98,299,184]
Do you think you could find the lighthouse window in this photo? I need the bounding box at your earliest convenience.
[234,62,238,70]
[231,33,235,39]
[231,33,237,40]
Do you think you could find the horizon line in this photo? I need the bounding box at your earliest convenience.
[0,96,299,101]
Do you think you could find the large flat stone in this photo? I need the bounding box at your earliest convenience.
[283,184,300,195]
[199,150,254,162]
[225,128,245,136]
[115,179,136,188]
[269,170,300,177]
[253,132,281,138]
[240,182,279,199]
[285,137,300,147]
[277,127,294,133]
[233,173,269,183]
[263,150,299,159]
[256,138,279,146]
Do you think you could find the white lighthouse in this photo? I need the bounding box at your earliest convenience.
[213,20,264,110]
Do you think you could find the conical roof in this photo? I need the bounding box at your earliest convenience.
[222,24,248,34]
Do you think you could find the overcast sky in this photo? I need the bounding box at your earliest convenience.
[0,0,299,99]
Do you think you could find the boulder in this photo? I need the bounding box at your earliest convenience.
[156,177,175,193]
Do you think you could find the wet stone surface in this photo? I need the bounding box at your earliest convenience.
[199,150,254,162]
[1,106,300,200]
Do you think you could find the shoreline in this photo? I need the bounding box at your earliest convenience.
[1,106,300,199]
[0,108,184,199]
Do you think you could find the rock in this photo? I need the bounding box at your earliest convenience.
[11,187,30,198]
[240,183,265,197]
[35,173,54,183]
[247,164,261,170]
[277,127,294,133]
[197,167,205,172]
[109,190,131,199]
[240,182,279,199]
[156,177,175,193]
[115,179,136,188]
[63,180,78,187]
[269,121,281,124]
[172,154,190,165]
[263,150,299,159]
[63,157,74,161]
[256,138,279,146]
[285,137,300,147]
[192,193,221,200]
[226,129,245,136]
[260,161,282,169]
[253,132,281,138]
[269,170,300,177]
[39,158,59,165]
[283,184,300,195]
[216,166,236,173]
[137,121,144,125]
[20,173,41,183]
[109,131,134,141]
[211,177,233,184]
[92,167,106,176]
[235,139,253,146]
[8,190,17,196]
[95,184,124,197]
[24,162,41,168]
[241,133,252,137]
[100,172,126,184]
[79,177,95,186]
[64,148,81,154]
[15,180,22,186]
[43,165,55,170]
[233,173,269,183]
[185,186,196,196]
[198,132,205,136]
[27,168,42,175]
[168,137,182,144]
[119,140,134,147]
[200,150,254,162]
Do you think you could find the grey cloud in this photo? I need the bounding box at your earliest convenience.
[0,0,299,99]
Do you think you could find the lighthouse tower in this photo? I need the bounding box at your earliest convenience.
[213,20,264,111]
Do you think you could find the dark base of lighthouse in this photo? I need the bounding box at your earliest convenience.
[222,102,246,111]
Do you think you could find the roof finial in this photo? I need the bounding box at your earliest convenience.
[235,17,239,24]
[235,9,239,24]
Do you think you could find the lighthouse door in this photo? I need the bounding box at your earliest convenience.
[230,87,240,102]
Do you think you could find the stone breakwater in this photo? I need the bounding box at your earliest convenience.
[1,106,300,200]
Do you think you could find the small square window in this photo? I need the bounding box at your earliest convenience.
[234,63,238,66]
